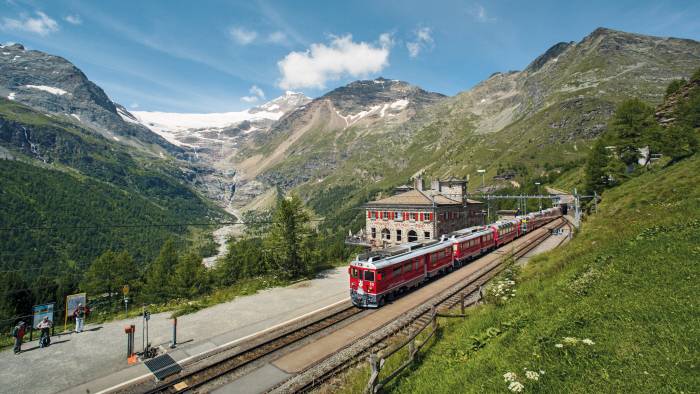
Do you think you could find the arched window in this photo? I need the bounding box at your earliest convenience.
[381,228,391,240]
[408,230,418,242]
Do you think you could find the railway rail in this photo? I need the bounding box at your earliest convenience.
[118,303,368,394]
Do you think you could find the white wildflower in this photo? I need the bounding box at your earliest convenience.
[563,337,578,345]
[508,381,525,392]
[503,372,518,382]
[555,343,563,348]
[539,370,545,374]
[525,370,540,381]
[582,338,595,345]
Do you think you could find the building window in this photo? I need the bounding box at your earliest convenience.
[423,212,431,221]
[382,211,389,220]
[371,228,376,239]
[408,230,418,242]
[410,212,418,221]
[381,228,391,240]
[394,211,402,221]
[396,229,402,241]
[424,231,431,239]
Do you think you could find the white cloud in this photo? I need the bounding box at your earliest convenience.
[406,27,433,58]
[229,26,257,45]
[64,14,82,25]
[469,4,496,22]
[277,34,391,90]
[1,11,59,36]
[241,84,266,103]
[379,32,394,48]
[267,31,287,44]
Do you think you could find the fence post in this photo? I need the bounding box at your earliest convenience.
[460,293,466,316]
[366,352,379,394]
[408,326,415,359]
[431,306,438,332]
[170,317,177,348]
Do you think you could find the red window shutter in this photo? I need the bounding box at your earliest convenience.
[429,213,434,221]
[390,212,394,220]
[403,212,408,220]
[367,211,371,219]
[419,213,424,221]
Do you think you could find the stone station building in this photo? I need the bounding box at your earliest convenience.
[363,178,485,249]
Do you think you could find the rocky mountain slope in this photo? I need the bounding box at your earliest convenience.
[231,78,446,207]
[133,92,311,205]
[224,27,700,228]
[0,43,177,154]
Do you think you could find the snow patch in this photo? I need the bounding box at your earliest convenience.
[112,136,120,141]
[25,85,68,95]
[71,114,80,121]
[2,52,9,55]
[117,107,141,124]
[7,92,16,100]
[479,98,487,104]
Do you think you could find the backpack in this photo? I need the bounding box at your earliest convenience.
[11,326,18,338]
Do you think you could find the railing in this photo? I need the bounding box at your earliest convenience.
[365,306,440,394]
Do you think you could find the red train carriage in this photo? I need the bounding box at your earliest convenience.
[349,240,453,308]
[450,227,495,265]
[490,219,520,247]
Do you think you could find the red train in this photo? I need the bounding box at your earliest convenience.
[349,207,562,307]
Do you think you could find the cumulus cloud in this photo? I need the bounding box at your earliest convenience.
[64,14,82,25]
[406,27,433,58]
[229,26,257,45]
[1,11,59,36]
[267,31,287,44]
[277,34,391,90]
[241,84,266,103]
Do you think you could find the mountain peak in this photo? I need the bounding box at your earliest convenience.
[525,41,573,72]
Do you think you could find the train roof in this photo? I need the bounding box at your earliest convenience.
[352,238,452,270]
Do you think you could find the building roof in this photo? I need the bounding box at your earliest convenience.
[366,189,461,207]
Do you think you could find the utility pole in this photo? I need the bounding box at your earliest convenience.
[535,182,542,211]
[477,169,485,191]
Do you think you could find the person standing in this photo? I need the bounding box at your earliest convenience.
[11,321,26,354]
[37,316,52,347]
[73,303,88,333]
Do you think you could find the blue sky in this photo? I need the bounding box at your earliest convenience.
[2,0,699,112]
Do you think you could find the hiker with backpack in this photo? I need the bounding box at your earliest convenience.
[11,321,26,354]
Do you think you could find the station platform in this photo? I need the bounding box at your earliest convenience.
[0,268,348,394]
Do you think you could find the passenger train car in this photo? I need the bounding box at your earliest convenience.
[350,207,561,307]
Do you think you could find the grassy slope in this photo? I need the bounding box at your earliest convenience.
[377,154,700,393]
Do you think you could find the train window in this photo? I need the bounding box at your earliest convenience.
[351,268,359,278]
[393,266,402,278]
[404,262,412,272]
[430,253,438,263]
[439,250,446,259]
[364,271,375,282]
[446,248,452,256]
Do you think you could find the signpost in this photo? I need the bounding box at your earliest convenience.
[64,293,86,332]
[123,285,130,318]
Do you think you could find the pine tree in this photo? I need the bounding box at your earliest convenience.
[83,250,118,304]
[661,124,699,163]
[143,239,178,303]
[608,99,658,170]
[265,194,315,279]
[170,252,208,299]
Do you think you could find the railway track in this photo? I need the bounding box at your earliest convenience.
[119,304,367,394]
[271,217,569,393]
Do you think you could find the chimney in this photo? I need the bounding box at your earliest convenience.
[431,179,440,191]
[414,176,423,191]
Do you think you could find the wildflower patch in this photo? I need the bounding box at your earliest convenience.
[502,368,545,392]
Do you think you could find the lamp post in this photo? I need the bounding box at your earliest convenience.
[477,169,485,190]
[535,182,542,211]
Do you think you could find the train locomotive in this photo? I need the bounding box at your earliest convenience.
[349,207,561,308]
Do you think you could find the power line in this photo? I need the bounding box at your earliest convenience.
[0,218,333,232]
